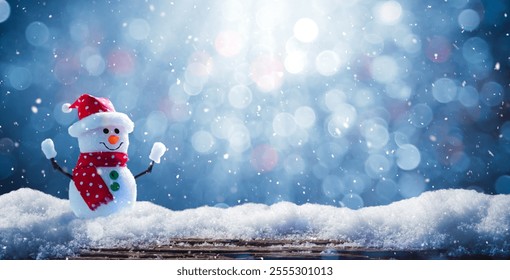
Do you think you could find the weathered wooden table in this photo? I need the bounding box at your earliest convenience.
[73,238,452,260]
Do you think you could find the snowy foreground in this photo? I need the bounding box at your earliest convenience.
[1,188,509,259]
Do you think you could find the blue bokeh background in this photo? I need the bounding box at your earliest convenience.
[1,0,509,210]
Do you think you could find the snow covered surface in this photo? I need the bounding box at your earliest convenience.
[1,188,509,259]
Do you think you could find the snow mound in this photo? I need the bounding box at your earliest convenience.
[1,188,509,259]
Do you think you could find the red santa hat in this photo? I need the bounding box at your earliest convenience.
[63,94,134,137]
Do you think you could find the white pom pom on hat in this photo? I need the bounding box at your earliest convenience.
[62,103,72,113]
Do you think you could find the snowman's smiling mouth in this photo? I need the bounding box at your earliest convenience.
[99,142,124,151]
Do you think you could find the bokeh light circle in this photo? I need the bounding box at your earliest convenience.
[85,54,106,76]
[294,106,316,129]
[185,62,209,92]
[462,37,490,64]
[228,124,251,153]
[69,21,89,42]
[251,144,279,172]
[0,0,11,23]
[284,51,307,74]
[396,144,421,170]
[107,49,135,76]
[365,154,392,177]
[361,119,389,149]
[352,88,375,108]
[326,104,357,138]
[432,78,457,103]
[458,86,479,107]
[25,21,49,46]
[8,66,32,90]
[458,9,480,31]
[283,154,305,175]
[375,1,403,25]
[273,113,297,137]
[228,85,253,109]
[0,137,15,154]
[293,18,319,43]
[324,89,347,112]
[315,50,340,76]
[370,55,398,83]
[321,175,345,199]
[480,81,503,107]
[400,34,421,54]
[426,36,451,63]
[191,130,216,154]
[409,103,433,128]
[145,110,168,138]
[129,18,150,40]
[250,55,284,92]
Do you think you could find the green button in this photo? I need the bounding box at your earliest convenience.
[110,182,120,191]
[109,170,119,180]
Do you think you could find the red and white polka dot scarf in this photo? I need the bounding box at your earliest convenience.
[72,152,128,210]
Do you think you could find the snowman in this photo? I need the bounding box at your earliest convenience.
[41,94,166,218]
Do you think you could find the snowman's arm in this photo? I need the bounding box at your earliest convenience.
[42,139,73,179]
[134,161,154,179]
[134,142,166,180]
[50,158,73,179]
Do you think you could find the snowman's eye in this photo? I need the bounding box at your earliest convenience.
[103,128,109,134]
[114,128,120,134]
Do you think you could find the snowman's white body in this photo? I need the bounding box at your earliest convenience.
[70,125,137,218]
[69,166,136,218]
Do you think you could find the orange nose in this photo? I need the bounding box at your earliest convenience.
[108,135,120,145]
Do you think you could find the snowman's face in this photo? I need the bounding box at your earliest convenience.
[77,126,130,153]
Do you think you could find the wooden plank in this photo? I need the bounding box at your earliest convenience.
[73,238,448,260]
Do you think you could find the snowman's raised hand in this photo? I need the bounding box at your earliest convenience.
[149,142,166,163]
[41,138,73,179]
[135,142,167,179]
[41,138,57,159]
